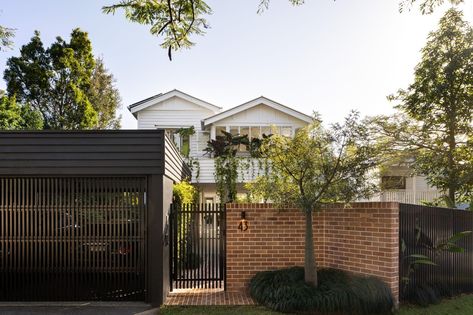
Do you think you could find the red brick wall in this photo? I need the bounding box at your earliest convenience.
[225,202,399,302]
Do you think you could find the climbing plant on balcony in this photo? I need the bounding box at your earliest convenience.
[204,130,248,203]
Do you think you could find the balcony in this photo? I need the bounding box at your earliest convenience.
[365,190,443,205]
[189,157,267,184]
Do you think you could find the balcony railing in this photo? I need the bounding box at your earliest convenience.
[190,157,267,184]
[364,190,443,205]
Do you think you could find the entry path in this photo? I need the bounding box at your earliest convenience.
[166,289,255,306]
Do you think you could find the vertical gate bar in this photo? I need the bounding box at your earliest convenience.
[112,177,118,298]
[197,203,200,289]
[223,203,227,290]
[192,203,196,289]
[0,179,3,297]
[25,178,30,300]
[104,177,109,299]
[204,203,208,288]
[143,177,147,300]
[169,202,171,292]
[210,202,213,289]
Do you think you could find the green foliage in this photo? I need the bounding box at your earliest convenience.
[3,29,121,130]
[372,9,473,207]
[102,0,212,60]
[255,112,378,211]
[88,57,122,129]
[204,130,252,203]
[102,0,305,60]
[0,25,15,51]
[244,175,280,203]
[180,251,202,270]
[247,112,379,287]
[399,0,464,14]
[401,222,472,305]
[249,267,394,314]
[173,180,198,204]
[0,95,43,130]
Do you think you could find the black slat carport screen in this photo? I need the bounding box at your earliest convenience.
[0,176,147,301]
[0,130,187,304]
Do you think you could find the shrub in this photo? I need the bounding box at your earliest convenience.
[181,252,202,270]
[249,267,394,314]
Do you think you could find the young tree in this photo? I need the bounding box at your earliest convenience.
[248,112,378,286]
[376,9,473,207]
[3,29,122,130]
[0,95,43,130]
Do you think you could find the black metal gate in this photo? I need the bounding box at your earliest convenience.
[0,177,147,301]
[170,203,226,290]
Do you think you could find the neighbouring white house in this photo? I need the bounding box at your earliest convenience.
[129,89,442,204]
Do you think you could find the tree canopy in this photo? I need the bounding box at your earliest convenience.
[400,0,464,14]
[3,29,121,130]
[102,0,305,60]
[247,112,379,286]
[372,8,473,207]
[0,25,15,51]
[0,95,43,130]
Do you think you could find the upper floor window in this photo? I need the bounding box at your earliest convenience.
[167,129,191,157]
[218,125,293,138]
[381,176,406,190]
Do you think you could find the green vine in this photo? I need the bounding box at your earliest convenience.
[204,130,272,204]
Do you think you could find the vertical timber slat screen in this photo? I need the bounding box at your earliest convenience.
[399,203,473,301]
[170,203,226,290]
[0,177,147,301]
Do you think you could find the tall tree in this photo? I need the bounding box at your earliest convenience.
[0,95,43,130]
[88,57,122,129]
[4,29,121,130]
[247,112,378,286]
[374,8,473,207]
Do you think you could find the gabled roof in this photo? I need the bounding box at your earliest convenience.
[202,96,313,127]
[128,89,222,117]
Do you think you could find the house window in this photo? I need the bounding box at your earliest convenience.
[261,126,271,136]
[169,129,190,157]
[180,133,190,157]
[381,176,406,190]
[250,127,260,139]
[216,126,226,136]
[229,126,239,136]
[281,127,292,137]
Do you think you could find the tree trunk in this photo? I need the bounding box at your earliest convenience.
[304,210,318,287]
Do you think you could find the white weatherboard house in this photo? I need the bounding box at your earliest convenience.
[129,89,441,204]
[128,89,311,202]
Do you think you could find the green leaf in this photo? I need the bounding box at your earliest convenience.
[408,254,431,259]
[413,259,437,266]
[448,231,472,243]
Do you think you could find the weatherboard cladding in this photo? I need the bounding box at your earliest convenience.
[0,130,168,176]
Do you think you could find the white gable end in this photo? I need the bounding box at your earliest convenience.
[137,96,217,130]
[213,104,308,128]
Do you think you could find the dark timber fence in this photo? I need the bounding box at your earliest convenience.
[399,203,473,301]
[0,177,147,301]
[169,203,226,291]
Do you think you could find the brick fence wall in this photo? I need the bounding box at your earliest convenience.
[225,202,399,302]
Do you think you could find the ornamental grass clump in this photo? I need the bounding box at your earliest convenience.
[249,267,394,314]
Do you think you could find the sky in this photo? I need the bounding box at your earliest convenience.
[1,0,472,129]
